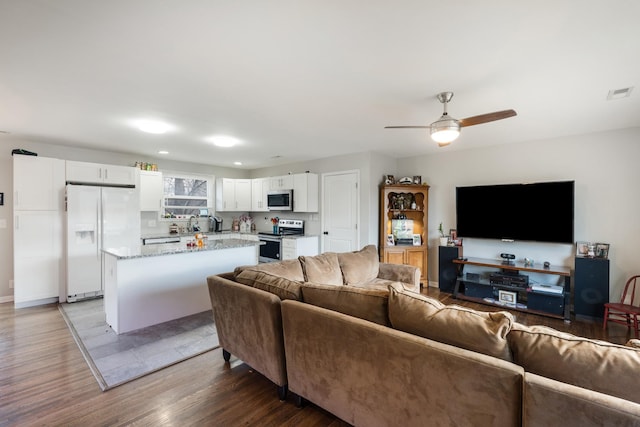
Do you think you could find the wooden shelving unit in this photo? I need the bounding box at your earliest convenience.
[379,184,430,283]
[452,257,572,321]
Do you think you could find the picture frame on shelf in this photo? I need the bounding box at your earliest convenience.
[595,243,610,259]
[413,176,422,185]
[386,234,395,246]
[385,175,395,185]
[450,229,457,241]
[412,234,421,246]
[576,241,590,257]
[498,290,517,307]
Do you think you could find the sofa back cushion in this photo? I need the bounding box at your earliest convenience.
[301,282,390,326]
[337,245,379,286]
[508,323,640,404]
[299,252,343,286]
[388,283,514,361]
[235,259,305,300]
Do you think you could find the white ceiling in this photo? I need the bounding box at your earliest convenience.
[1,1,639,169]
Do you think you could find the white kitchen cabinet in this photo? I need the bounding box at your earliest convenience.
[139,170,163,211]
[13,155,65,307]
[281,236,319,260]
[269,175,294,190]
[251,178,270,211]
[217,178,252,211]
[66,160,136,186]
[293,172,319,212]
[13,155,65,211]
[13,210,63,307]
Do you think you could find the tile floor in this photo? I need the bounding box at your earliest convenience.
[60,298,218,390]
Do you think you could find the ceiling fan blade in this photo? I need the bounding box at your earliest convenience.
[459,109,517,127]
[384,125,431,129]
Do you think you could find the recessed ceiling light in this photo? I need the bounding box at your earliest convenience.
[234,161,242,165]
[135,120,173,134]
[208,135,240,147]
[158,150,169,155]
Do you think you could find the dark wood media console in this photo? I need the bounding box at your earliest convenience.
[452,257,572,322]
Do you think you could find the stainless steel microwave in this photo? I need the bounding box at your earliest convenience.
[267,190,293,211]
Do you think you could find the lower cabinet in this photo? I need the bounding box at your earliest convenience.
[281,236,319,260]
[383,247,427,283]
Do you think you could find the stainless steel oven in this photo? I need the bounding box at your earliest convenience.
[258,219,304,262]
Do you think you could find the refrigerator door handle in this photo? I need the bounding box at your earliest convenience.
[97,198,101,259]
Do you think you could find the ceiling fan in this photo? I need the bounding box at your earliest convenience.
[385,92,517,147]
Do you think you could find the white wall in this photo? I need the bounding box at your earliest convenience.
[397,127,640,301]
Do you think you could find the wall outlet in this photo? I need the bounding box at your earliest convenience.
[0,218,6,229]
[9,280,14,289]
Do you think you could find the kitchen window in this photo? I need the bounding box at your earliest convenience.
[162,172,214,219]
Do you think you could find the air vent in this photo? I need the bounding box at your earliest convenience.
[607,87,634,100]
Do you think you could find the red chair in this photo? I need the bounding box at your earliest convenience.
[603,275,640,338]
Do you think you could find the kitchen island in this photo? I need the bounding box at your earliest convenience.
[103,238,260,334]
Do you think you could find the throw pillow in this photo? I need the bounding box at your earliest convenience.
[508,323,640,404]
[301,282,390,326]
[388,282,514,361]
[337,244,380,286]
[299,252,343,286]
[236,268,302,301]
[249,258,305,282]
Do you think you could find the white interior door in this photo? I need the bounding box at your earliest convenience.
[322,171,359,253]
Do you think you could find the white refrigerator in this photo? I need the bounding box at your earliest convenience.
[66,184,140,300]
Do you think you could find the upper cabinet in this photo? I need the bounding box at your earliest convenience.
[270,174,294,190]
[216,178,252,211]
[13,155,65,211]
[138,170,163,211]
[66,160,136,186]
[293,173,319,212]
[251,178,270,212]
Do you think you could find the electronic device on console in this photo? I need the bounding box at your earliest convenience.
[490,272,529,288]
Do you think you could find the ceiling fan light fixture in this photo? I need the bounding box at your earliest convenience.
[430,116,460,144]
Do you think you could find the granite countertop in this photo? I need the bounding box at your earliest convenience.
[141,230,259,239]
[103,238,262,260]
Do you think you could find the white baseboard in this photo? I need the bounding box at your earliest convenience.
[0,295,15,304]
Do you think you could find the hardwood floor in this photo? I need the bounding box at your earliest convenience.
[0,289,633,427]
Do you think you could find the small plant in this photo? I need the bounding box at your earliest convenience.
[438,222,445,238]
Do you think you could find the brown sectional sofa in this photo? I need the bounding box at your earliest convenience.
[206,246,640,426]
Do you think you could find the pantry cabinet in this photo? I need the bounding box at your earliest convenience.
[66,160,136,186]
[13,155,65,307]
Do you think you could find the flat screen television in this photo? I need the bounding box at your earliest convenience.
[455,180,575,244]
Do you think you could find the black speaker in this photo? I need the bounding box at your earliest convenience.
[439,246,463,293]
[574,257,610,319]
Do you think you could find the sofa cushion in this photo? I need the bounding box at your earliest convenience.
[337,244,380,286]
[388,283,514,361]
[301,282,390,326]
[235,268,303,301]
[508,323,640,404]
[299,252,343,285]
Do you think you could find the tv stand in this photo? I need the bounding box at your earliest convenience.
[452,257,572,322]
